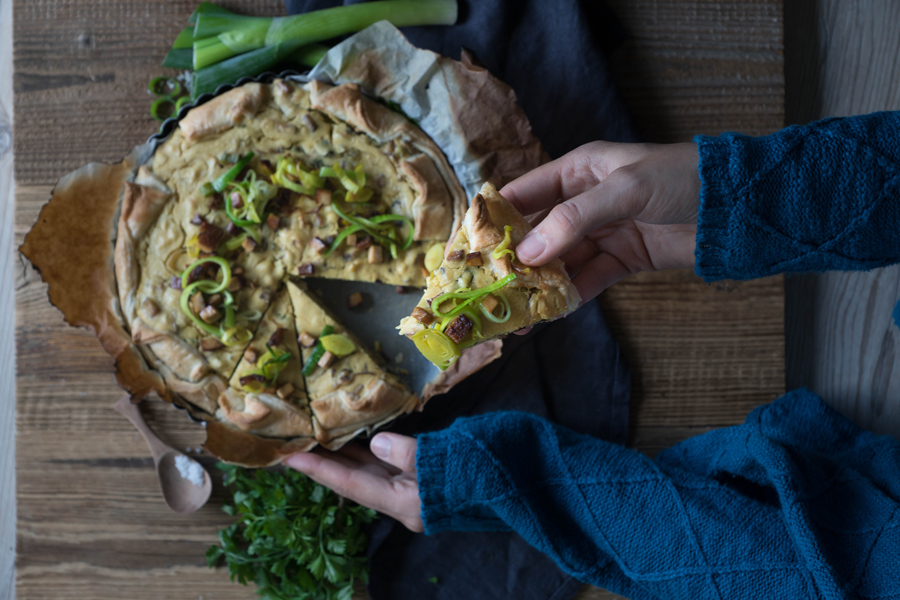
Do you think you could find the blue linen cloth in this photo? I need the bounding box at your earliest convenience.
[418,389,900,600]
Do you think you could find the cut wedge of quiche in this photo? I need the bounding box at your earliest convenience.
[218,286,315,440]
[399,183,581,370]
[287,281,418,447]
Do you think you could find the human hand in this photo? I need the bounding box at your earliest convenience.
[283,433,423,532]
[501,141,701,304]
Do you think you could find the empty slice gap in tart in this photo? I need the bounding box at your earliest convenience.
[399,182,581,370]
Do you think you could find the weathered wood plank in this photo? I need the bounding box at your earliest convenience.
[606,0,784,141]
[783,0,900,439]
[12,0,284,186]
[1,0,17,596]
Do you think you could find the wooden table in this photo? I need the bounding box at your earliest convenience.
[11,1,785,598]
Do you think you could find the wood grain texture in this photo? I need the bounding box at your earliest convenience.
[783,0,900,439]
[12,0,284,186]
[1,0,16,596]
[12,1,784,600]
[606,0,784,142]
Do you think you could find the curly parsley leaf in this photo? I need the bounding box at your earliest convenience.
[207,463,377,600]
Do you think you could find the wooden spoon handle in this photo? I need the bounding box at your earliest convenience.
[113,395,172,463]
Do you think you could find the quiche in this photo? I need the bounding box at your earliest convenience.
[113,78,465,460]
[399,183,581,370]
[21,33,551,467]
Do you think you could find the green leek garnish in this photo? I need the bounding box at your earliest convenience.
[178,257,249,345]
[491,225,515,260]
[411,328,460,371]
[212,151,254,193]
[328,201,414,259]
[228,170,277,224]
[223,169,277,235]
[431,274,517,321]
[223,232,250,251]
[242,345,292,390]
[479,292,512,324]
[490,225,530,273]
[423,278,517,349]
[320,333,356,357]
[272,156,324,196]
[302,325,335,376]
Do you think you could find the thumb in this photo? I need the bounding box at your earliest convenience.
[516,167,643,266]
[370,433,417,474]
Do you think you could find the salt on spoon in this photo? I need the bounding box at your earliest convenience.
[113,395,212,514]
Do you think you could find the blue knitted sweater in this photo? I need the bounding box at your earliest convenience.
[416,113,900,600]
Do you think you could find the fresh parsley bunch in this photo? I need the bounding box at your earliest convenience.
[207,463,377,600]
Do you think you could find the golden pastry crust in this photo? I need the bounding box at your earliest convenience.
[399,183,581,345]
[218,389,315,438]
[179,83,268,141]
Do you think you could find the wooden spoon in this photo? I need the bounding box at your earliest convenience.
[113,395,212,514]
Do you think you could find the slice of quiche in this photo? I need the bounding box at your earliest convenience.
[216,286,315,440]
[398,183,581,370]
[287,281,418,447]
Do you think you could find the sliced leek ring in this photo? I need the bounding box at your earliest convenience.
[320,333,356,358]
[412,328,460,371]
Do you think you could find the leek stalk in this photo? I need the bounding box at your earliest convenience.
[192,1,458,70]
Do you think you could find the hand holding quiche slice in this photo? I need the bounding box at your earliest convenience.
[399,183,581,370]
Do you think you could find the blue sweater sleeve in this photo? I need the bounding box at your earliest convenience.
[694,111,900,281]
[417,390,900,600]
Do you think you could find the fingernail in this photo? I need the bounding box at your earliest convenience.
[283,453,316,472]
[370,435,391,460]
[516,232,545,262]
